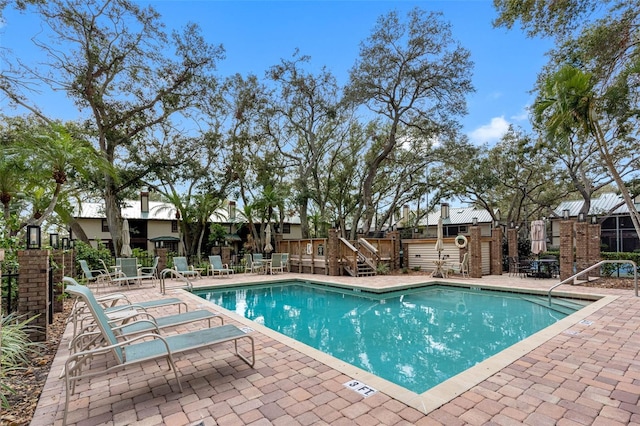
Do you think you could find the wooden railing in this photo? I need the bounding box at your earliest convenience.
[338,238,359,276]
[357,238,378,271]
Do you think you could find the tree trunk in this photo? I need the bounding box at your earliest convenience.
[593,120,640,241]
[104,179,122,255]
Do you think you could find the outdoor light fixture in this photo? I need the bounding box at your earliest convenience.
[493,219,499,228]
[510,221,515,229]
[69,239,75,249]
[472,217,478,226]
[26,225,41,249]
[578,212,585,222]
[62,237,69,250]
[563,209,570,220]
[591,215,598,224]
[49,233,59,249]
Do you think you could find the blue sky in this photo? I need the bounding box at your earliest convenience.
[1,0,554,145]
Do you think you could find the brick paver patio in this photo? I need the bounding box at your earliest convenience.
[32,272,640,425]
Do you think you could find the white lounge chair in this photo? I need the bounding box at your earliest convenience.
[209,255,233,277]
[62,279,255,426]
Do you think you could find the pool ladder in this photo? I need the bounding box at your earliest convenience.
[159,268,194,294]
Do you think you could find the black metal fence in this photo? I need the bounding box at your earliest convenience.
[1,270,19,314]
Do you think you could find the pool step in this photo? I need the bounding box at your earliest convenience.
[520,295,589,315]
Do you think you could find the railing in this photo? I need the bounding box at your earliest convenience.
[339,238,359,275]
[548,260,638,304]
[159,268,193,295]
[1,271,19,314]
[357,238,378,271]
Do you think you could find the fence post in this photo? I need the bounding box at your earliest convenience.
[559,220,574,281]
[470,226,482,278]
[491,225,503,275]
[17,249,50,342]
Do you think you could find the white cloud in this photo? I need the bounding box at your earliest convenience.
[468,116,510,145]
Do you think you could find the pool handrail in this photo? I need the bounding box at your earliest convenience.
[547,259,637,304]
[160,268,193,294]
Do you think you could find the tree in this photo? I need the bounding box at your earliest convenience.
[534,65,640,240]
[0,116,110,239]
[265,51,351,238]
[12,0,224,255]
[345,8,474,234]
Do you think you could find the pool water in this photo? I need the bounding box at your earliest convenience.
[195,281,583,394]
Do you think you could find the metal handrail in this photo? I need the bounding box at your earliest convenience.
[548,260,638,304]
[159,268,193,295]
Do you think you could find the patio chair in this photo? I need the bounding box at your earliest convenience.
[516,258,533,278]
[281,253,290,272]
[209,255,233,277]
[173,256,201,279]
[62,280,254,426]
[449,252,469,278]
[110,258,142,288]
[252,253,265,271]
[66,284,190,340]
[507,256,519,277]
[270,253,284,274]
[78,260,108,289]
[244,253,263,274]
[63,278,223,354]
[139,256,159,284]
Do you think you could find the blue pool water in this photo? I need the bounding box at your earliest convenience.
[195,281,580,394]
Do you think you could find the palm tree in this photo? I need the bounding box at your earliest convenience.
[0,118,111,238]
[534,65,640,239]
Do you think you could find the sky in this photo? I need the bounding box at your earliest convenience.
[0,0,554,145]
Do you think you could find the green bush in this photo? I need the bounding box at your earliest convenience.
[376,262,390,275]
[0,313,44,408]
[74,240,112,274]
[600,252,640,277]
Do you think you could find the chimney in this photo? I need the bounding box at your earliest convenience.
[441,202,449,219]
[228,201,236,220]
[140,191,149,213]
[403,204,409,225]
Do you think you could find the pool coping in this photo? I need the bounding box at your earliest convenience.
[181,278,617,414]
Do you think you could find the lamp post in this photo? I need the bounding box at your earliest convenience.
[27,225,41,249]
[472,217,478,226]
[62,237,69,250]
[562,209,570,220]
[49,233,59,249]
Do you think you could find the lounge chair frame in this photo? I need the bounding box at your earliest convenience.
[62,279,254,426]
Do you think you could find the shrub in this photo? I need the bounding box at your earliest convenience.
[0,313,44,408]
[74,240,112,273]
[376,262,390,275]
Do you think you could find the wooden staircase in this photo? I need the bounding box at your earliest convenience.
[356,258,376,276]
[340,238,378,277]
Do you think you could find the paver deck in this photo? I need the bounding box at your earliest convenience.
[32,272,640,425]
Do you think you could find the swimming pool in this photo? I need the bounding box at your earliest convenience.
[195,281,590,394]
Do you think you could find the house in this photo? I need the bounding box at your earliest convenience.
[72,195,302,254]
[395,202,498,238]
[552,192,640,253]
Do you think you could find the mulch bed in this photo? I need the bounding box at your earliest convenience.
[0,276,635,425]
[1,299,72,426]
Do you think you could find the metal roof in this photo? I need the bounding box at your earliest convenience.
[74,200,301,224]
[418,206,495,227]
[554,192,639,217]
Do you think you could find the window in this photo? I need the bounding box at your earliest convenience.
[101,219,109,232]
[282,223,291,234]
[171,220,178,232]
